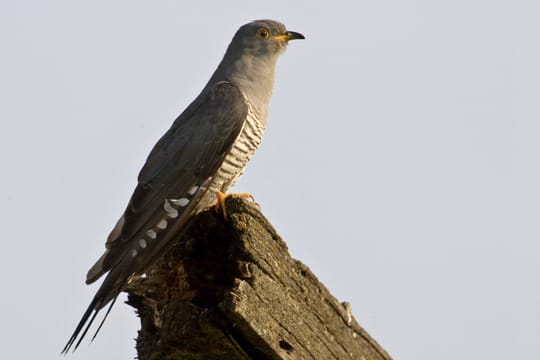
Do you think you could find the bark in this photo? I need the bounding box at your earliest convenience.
[127,197,392,360]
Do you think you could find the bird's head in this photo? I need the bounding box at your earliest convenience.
[208,19,304,119]
[230,19,305,57]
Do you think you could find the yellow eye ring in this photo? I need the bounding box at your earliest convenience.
[256,28,270,39]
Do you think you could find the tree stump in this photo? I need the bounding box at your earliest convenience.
[127,197,392,360]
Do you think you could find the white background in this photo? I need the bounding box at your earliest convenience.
[1,1,539,359]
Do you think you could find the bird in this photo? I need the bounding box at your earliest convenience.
[62,19,304,353]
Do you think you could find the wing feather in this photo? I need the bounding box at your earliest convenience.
[89,81,248,280]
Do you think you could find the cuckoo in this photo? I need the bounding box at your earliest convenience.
[62,19,304,353]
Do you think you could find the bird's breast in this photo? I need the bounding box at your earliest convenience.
[198,101,266,209]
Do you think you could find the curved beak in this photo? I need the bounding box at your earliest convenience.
[273,31,305,42]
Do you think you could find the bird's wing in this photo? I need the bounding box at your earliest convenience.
[62,81,248,354]
[87,80,248,283]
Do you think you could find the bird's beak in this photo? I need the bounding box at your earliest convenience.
[273,31,305,42]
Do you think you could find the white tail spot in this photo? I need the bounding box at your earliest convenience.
[146,229,157,239]
[131,249,138,257]
[138,239,147,248]
[164,199,179,218]
[157,219,168,229]
[171,198,189,207]
[188,185,199,195]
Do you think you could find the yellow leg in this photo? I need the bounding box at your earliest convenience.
[214,191,254,219]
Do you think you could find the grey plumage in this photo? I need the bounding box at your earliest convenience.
[62,19,304,353]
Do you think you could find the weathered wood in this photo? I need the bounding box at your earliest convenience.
[127,197,392,360]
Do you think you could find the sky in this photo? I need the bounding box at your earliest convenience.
[1,1,539,359]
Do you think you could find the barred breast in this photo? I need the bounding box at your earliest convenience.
[197,97,266,210]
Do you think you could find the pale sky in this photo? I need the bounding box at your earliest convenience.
[1,1,539,359]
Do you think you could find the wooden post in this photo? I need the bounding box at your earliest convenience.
[127,197,392,360]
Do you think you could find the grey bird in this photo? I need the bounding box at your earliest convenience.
[62,19,304,353]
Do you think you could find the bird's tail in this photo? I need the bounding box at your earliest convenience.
[61,276,124,354]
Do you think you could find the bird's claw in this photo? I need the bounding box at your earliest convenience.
[214,191,255,219]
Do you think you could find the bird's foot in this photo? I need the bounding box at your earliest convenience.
[214,191,255,219]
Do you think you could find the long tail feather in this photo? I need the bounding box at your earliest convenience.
[61,275,124,354]
[91,295,118,342]
[61,297,101,354]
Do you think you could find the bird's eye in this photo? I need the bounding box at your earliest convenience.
[256,28,270,39]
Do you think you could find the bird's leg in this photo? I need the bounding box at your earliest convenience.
[214,191,255,219]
